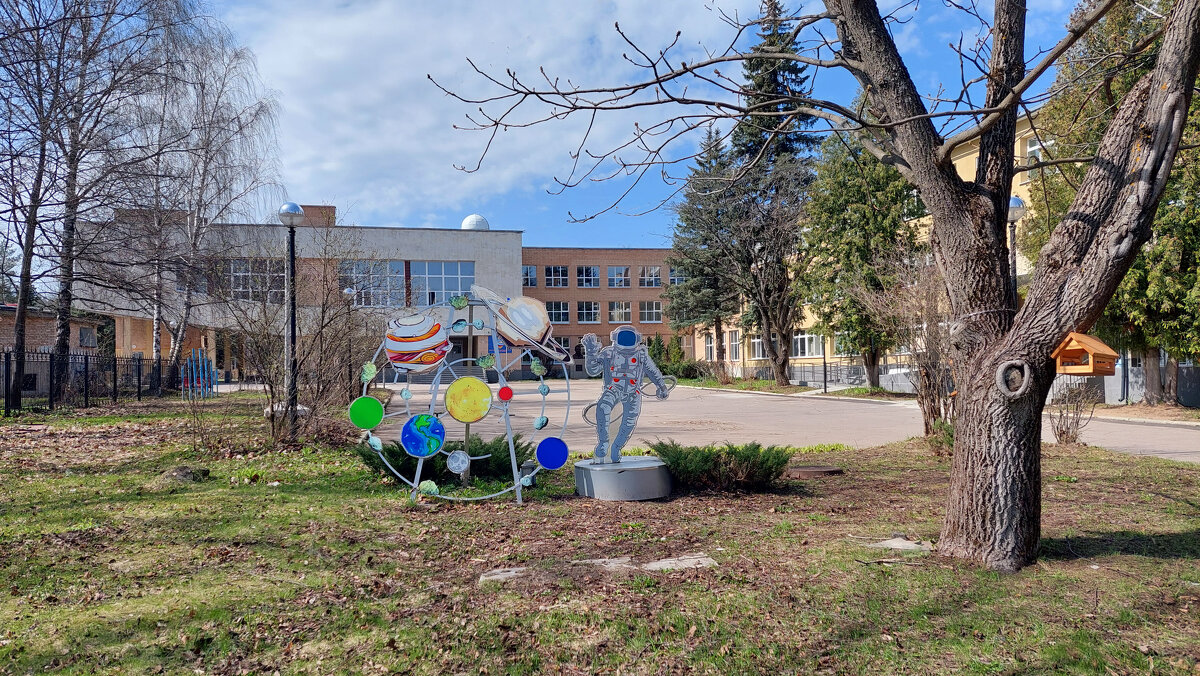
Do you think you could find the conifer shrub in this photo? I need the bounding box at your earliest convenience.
[649,440,794,491]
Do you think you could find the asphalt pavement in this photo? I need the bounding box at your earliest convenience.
[376,379,1200,463]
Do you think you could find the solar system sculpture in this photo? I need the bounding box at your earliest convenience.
[582,325,675,463]
[347,284,574,504]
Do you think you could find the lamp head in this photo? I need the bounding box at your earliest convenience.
[1007,195,1027,223]
[278,202,304,227]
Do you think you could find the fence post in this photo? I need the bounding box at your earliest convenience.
[47,353,55,410]
[136,358,142,401]
[83,354,90,409]
[111,356,118,404]
[3,351,9,416]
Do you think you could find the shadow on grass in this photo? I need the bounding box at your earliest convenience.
[1040,529,1200,560]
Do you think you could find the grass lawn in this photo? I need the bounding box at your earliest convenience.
[1092,402,1200,423]
[677,377,816,395]
[820,386,918,401]
[1,398,1198,674]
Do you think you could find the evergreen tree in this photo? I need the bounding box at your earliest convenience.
[731,0,818,163]
[0,246,18,304]
[802,132,921,386]
[1023,0,1200,403]
[666,127,741,364]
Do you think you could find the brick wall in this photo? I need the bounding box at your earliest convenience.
[0,312,101,352]
[520,247,692,360]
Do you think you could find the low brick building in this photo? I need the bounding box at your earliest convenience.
[519,248,692,369]
[0,304,103,353]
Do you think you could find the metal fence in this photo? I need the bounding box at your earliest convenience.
[2,350,189,414]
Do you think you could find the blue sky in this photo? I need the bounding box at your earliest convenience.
[217,1,1076,248]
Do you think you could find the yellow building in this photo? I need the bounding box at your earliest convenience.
[690,117,1039,383]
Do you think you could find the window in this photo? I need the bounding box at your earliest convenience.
[608,300,631,323]
[410,260,475,307]
[339,260,406,307]
[78,326,97,348]
[546,301,568,323]
[726,330,741,361]
[751,335,766,360]
[1125,355,1143,369]
[638,300,662,323]
[704,333,714,361]
[522,265,537,287]
[545,265,568,287]
[577,265,599,288]
[608,266,630,288]
[229,258,284,304]
[1023,136,1054,182]
[834,333,855,357]
[639,266,662,287]
[553,336,569,351]
[577,300,600,323]
[791,331,824,358]
[669,267,686,285]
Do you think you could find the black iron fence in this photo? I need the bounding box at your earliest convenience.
[2,350,188,414]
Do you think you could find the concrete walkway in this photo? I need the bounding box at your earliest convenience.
[375,379,1199,464]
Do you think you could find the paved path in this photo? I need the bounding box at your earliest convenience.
[376,380,1199,463]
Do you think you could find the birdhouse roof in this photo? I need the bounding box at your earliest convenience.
[1050,332,1119,360]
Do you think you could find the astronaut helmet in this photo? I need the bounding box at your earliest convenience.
[610,325,643,349]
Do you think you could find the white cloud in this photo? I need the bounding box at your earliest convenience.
[221,0,759,228]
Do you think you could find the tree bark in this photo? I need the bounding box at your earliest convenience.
[1143,347,1163,405]
[1163,355,1179,405]
[863,345,881,389]
[10,135,49,409]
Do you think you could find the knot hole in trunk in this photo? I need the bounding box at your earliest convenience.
[995,359,1032,399]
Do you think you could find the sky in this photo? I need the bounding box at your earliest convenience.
[216,0,1077,248]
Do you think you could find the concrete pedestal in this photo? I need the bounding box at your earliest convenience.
[574,456,672,501]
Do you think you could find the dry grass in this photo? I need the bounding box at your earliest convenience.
[0,400,1197,674]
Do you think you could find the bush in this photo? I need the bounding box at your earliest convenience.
[660,359,705,380]
[355,433,534,486]
[649,440,794,491]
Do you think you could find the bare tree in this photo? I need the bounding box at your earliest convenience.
[855,248,955,442]
[210,223,379,442]
[437,0,1200,570]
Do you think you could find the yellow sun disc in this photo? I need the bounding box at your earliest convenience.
[444,376,493,423]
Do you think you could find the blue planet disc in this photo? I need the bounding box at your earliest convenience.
[400,413,446,458]
[535,436,569,471]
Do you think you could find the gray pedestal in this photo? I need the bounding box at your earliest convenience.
[574,456,672,501]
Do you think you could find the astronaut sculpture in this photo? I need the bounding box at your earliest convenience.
[582,325,673,463]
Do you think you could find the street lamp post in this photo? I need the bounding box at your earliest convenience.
[278,202,304,440]
[1007,195,1027,307]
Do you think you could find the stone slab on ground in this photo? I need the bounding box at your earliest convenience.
[478,567,528,584]
[572,552,718,572]
[864,537,933,552]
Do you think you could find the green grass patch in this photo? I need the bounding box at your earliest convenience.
[1,402,1198,674]
[676,377,816,395]
[820,386,917,400]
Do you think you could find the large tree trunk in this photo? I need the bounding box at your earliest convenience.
[1143,347,1163,405]
[10,136,49,410]
[1163,355,1179,404]
[862,345,881,389]
[52,148,81,401]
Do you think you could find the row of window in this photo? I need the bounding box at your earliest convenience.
[523,265,685,289]
[545,300,663,324]
[703,330,860,361]
[225,258,477,308]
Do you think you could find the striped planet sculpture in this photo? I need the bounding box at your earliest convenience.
[352,285,575,504]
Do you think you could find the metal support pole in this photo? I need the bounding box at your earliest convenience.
[1009,220,1019,307]
[286,223,299,439]
[136,357,141,402]
[3,351,10,416]
[83,354,90,408]
[47,353,55,410]
[822,344,828,394]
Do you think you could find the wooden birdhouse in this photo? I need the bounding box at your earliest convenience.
[1051,332,1118,376]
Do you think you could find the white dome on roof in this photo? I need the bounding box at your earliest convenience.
[461,214,490,230]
